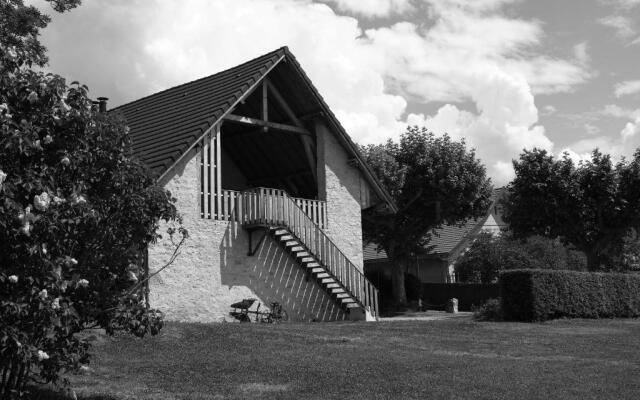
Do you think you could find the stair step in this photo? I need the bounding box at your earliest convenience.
[300,257,315,264]
[310,267,325,274]
[316,272,331,279]
[294,251,311,258]
[284,240,299,247]
[320,278,336,284]
[279,235,294,242]
[330,287,346,294]
[273,229,288,236]
[345,303,360,309]
[305,262,320,268]
[341,298,356,304]
[335,293,350,299]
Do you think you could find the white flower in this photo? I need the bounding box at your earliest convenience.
[0,103,7,113]
[69,258,78,265]
[78,279,89,288]
[61,157,70,166]
[52,195,65,205]
[8,275,18,283]
[60,281,68,293]
[38,289,48,300]
[43,134,53,144]
[51,298,60,310]
[15,341,21,348]
[27,91,38,104]
[124,126,130,134]
[20,221,31,236]
[0,169,6,187]
[7,47,17,60]
[72,194,86,205]
[34,192,51,211]
[42,243,47,254]
[127,271,138,283]
[36,350,49,361]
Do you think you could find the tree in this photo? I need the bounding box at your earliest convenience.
[361,127,492,304]
[1,1,185,397]
[455,233,587,283]
[503,148,640,271]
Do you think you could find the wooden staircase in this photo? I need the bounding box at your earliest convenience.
[271,228,362,312]
[240,187,379,319]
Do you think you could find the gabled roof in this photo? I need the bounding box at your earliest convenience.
[113,46,396,211]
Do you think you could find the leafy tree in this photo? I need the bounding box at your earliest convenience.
[1,1,185,398]
[503,148,640,271]
[361,127,492,304]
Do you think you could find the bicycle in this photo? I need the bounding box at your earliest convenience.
[229,298,289,323]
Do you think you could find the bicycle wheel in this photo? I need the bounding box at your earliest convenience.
[278,309,289,322]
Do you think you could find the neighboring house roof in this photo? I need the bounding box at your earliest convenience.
[364,188,507,263]
[112,46,396,212]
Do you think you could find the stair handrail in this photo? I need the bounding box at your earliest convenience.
[241,187,379,318]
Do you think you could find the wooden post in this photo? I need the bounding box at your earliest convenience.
[203,133,210,219]
[215,124,222,218]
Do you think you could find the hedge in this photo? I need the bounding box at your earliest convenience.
[422,283,500,311]
[500,269,640,321]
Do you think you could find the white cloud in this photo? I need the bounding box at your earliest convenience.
[598,15,636,38]
[621,118,640,141]
[320,0,413,17]
[601,104,640,119]
[585,123,601,135]
[614,80,640,97]
[541,105,557,115]
[573,42,590,65]
[35,0,590,186]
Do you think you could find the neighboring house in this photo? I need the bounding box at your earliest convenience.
[114,47,395,323]
[363,189,507,286]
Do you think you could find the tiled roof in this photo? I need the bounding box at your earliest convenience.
[112,48,286,175]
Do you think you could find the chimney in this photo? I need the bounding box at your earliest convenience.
[97,97,108,113]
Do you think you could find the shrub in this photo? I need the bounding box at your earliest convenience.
[473,298,503,321]
[456,234,588,283]
[500,269,640,321]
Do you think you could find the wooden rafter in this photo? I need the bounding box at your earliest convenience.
[265,79,304,128]
[224,114,311,135]
[262,81,268,132]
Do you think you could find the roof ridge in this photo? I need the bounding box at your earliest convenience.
[110,46,288,112]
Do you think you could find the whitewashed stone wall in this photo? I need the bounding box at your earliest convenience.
[316,121,365,271]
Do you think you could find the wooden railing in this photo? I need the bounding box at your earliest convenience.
[212,190,328,229]
[240,187,379,318]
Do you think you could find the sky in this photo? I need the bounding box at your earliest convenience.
[32,0,640,186]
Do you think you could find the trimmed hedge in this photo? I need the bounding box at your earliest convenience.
[500,269,640,321]
[422,283,500,311]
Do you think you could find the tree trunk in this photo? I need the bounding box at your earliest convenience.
[585,250,601,271]
[391,258,407,305]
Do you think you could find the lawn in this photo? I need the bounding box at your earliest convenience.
[37,317,640,400]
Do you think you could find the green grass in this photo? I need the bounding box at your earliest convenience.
[41,318,640,399]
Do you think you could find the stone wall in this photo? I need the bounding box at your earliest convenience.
[316,120,365,270]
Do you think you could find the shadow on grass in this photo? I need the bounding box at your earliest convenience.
[26,386,118,400]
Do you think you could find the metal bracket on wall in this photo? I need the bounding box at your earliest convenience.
[247,227,269,256]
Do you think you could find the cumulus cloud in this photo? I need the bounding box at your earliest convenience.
[598,15,636,39]
[614,80,640,97]
[35,0,589,185]
[320,0,413,17]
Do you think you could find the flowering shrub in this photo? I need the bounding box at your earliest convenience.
[0,3,186,397]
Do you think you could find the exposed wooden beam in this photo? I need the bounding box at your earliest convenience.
[265,80,304,128]
[262,81,268,133]
[224,114,311,136]
[301,135,317,186]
